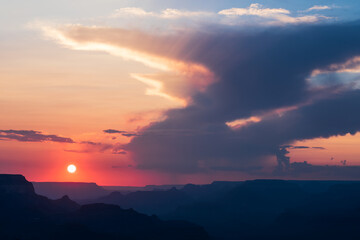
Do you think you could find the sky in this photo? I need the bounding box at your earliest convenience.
[1,0,360,185]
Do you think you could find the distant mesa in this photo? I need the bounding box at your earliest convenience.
[32,181,109,200]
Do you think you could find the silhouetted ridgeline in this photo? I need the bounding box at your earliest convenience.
[167,180,360,240]
[0,174,209,240]
[32,182,185,200]
[82,181,244,215]
[84,179,360,240]
[103,184,184,193]
[8,175,360,240]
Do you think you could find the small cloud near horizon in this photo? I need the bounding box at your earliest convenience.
[103,129,139,138]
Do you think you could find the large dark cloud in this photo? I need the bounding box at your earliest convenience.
[0,130,74,143]
[123,21,360,173]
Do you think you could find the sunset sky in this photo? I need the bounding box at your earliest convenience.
[2,0,360,185]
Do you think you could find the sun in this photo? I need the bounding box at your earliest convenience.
[67,164,77,173]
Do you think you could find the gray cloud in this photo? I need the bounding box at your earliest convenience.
[103,129,138,138]
[290,146,310,149]
[44,20,360,176]
[312,147,326,150]
[125,21,360,174]
[103,129,127,134]
[0,130,74,143]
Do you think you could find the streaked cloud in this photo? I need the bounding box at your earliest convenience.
[309,56,360,89]
[65,141,126,154]
[284,145,326,150]
[305,5,332,12]
[112,7,213,19]
[103,129,127,134]
[103,129,139,138]
[219,3,328,24]
[112,7,154,17]
[313,56,360,74]
[32,23,214,105]
[112,4,331,25]
[0,130,74,143]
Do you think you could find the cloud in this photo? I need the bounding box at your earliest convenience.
[276,147,290,171]
[312,56,360,75]
[124,21,360,173]
[219,3,290,17]
[121,133,138,137]
[103,129,138,138]
[34,23,214,105]
[305,5,332,12]
[111,5,329,25]
[290,146,310,149]
[64,141,125,154]
[218,3,328,24]
[161,8,212,19]
[112,7,154,17]
[112,7,213,19]
[273,145,357,179]
[37,18,360,175]
[285,145,325,150]
[130,73,186,104]
[79,141,126,154]
[114,151,127,155]
[0,130,74,143]
[312,147,326,150]
[103,129,126,134]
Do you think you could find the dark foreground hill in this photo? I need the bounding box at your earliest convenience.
[0,174,209,240]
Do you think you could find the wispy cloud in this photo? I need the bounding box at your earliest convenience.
[313,56,360,75]
[103,129,127,134]
[111,4,331,25]
[0,130,74,143]
[103,129,138,138]
[32,23,214,105]
[219,3,328,24]
[65,141,126,154]
[312,147,326,150]
[112,7,213,19]
[305,5,332,12]
[282,145,326,150]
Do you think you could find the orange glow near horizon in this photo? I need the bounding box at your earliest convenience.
[290,133,360,166]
